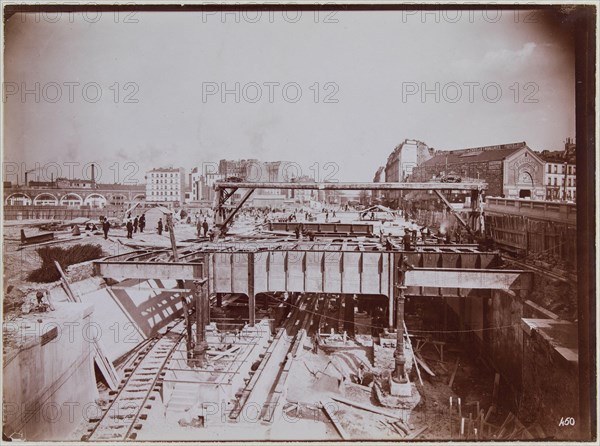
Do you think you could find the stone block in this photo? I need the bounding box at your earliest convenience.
[389,376,412,397]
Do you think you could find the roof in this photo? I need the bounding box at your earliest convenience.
[420,142,527,167]
[537,150,574,164]
[95,183,146,191]
[360,205,395,214]
[147,167,183,173]
[147,205,173,214]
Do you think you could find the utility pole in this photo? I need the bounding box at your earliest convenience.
[166,213,178,261]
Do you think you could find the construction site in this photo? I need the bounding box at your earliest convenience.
[2,179,585,442]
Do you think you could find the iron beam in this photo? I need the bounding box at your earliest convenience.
[392,287,407,383]
[193,280,209,367]
[217,188,256,237]
[215,181,486,191]
[405,268,532,290]
[94,261,203,280]
[434,189,472,234]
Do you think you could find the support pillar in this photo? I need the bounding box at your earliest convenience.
[248,253,255,327]
[193,280,209,367]
[214,188,223,226]
[392,287,407,384]
[216,293,222,308]
[443,295,448,342]
[343,294,355,337]
[459,296,466,343]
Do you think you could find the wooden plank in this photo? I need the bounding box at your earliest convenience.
[55,261,81,303]
[497,412,515,438]
[330,395,402,420]
[395,419,412,434]
[448,358,459,387]
[93,339,119,391]
[484,405,495,422]
[406,426,428,439]
[492,373,500,406]
[321,399,350,440]
[415,354,436,377]
[387,421,407,437]
[403,321,423,386]
[208,345,241,361]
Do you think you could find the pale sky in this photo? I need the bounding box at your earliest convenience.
[3,8,575,184]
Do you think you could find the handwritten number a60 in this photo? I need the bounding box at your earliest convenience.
[559,417,575,426]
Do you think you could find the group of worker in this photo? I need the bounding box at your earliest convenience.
[196,219,210,238]
[389,223,468,251]
[125,213,146,239]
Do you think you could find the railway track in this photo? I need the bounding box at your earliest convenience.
[229,293,322,424]
[83,320,185,441]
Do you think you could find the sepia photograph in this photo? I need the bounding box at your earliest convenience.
[1,2,597,443]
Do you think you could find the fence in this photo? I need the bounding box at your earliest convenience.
[3,205,124,221]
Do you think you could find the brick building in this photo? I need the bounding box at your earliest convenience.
[411,142,546,199]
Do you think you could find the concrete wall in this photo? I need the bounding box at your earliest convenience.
[444,289,579,439]
[485,289,524,392]
[518,320,579,439]
[3,302,99,441]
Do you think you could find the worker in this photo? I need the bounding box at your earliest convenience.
[445,231,451,244]
[139,214,146,233]
[438,230,445,244]
[196,220,202,238]
[403,231,413,251]
[398,254,414,286]
[157,218,163,235]
[133,216,139,233]
[294,225,301,239]
[72,225,81,236]
[202,219,209,237]
[385,236,393,250]
[36,291,44,306]
[126,219,133,238]
[102,219,110,239]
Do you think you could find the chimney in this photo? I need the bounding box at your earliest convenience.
[91,163,96,184]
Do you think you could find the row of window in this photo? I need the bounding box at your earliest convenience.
[546,190,576,200]
[152,179,179,184]
[149,185,179,189]
[546,164,576,175]
[148,191,180,196]
[546,178,576,187]
[149,172,180,178]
